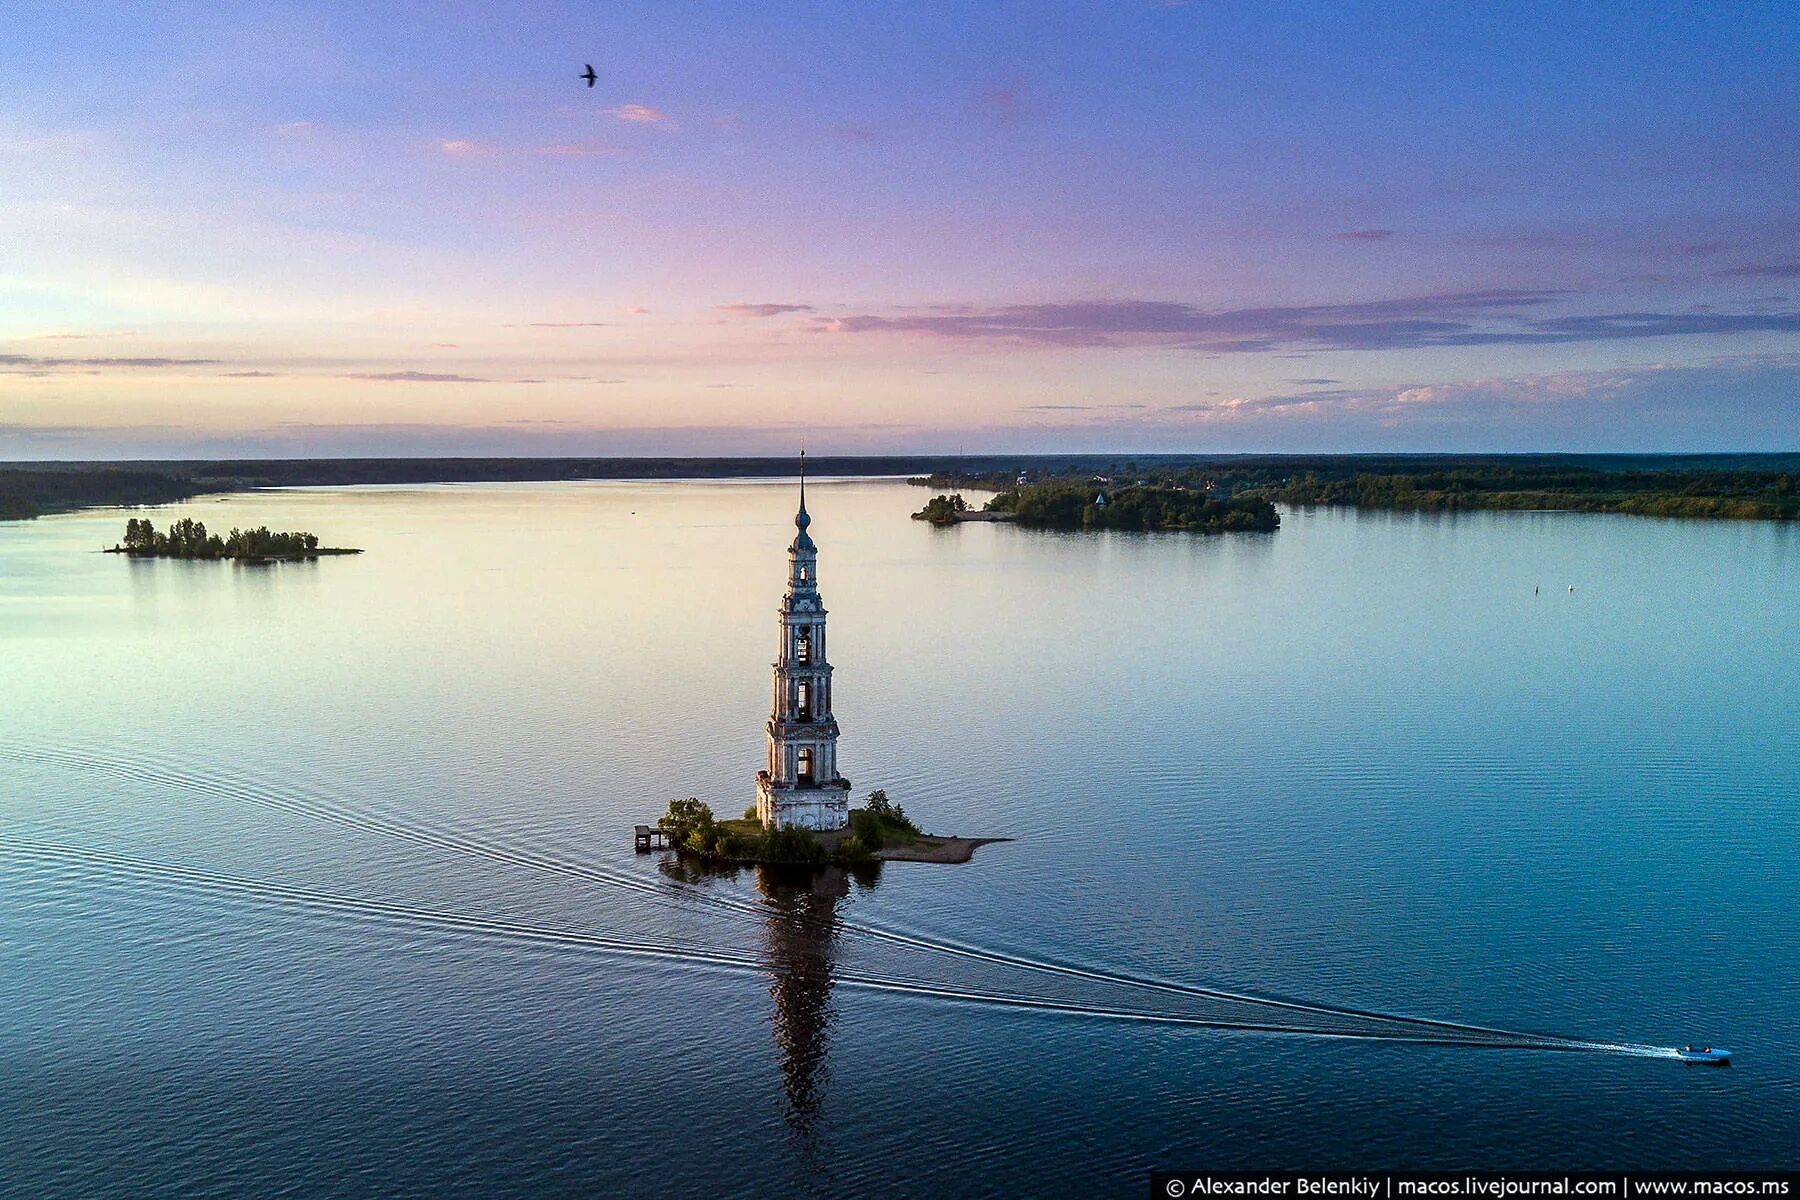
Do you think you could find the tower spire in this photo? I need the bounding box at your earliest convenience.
[793,447,812,540]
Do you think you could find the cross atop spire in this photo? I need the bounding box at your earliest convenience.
[794,447,812,537]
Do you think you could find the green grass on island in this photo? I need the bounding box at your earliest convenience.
[106,517,361,563]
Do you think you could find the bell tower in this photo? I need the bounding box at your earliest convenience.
[755,453,852,831]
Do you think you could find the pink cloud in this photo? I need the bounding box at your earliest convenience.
[717,302,813,318]
[610,104,670,125]
[983,80,1024,115]
[540,141,624,156]
[344,370,489,383]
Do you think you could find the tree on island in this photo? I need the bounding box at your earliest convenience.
[847,789,920,850]
[911,494,969,525]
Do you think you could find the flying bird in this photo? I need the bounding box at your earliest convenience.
[581,64,597,88]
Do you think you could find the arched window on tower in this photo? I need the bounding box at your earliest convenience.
[797,680,812,721]
[796,630,811,665]
[797,746,815,785]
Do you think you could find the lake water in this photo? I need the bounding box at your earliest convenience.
[2,479,1797,1197]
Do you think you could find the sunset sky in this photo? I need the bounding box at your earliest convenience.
[3,1,1796,458]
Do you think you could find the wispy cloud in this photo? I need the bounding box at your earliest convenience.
[342,370,490,383]
[0,354,219,373]
[1149,356,1800,448]
[982,80,1024,116]
[717,302,813,318]
[1020,403,1149,412]
[540,142,624,156]
[963,356,1800,452]
[811,292,1800,352]
[1334,229,1395,241]
[438,139,480,154]
[609,104,671,125]
[1718,261,1800,279]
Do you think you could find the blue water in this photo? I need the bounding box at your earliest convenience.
[2,480,1797,1197]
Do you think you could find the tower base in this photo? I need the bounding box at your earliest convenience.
[756,773,851,832]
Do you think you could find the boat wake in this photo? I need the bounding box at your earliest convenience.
[0,741,1670,1056]
[0,837,1604,1049]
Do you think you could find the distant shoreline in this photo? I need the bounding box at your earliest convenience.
[4,452,1797,522]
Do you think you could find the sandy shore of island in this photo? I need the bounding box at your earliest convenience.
[875,836,1012,864]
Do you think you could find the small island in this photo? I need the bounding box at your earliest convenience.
[106,517,361,563]
[657,790,1005,866]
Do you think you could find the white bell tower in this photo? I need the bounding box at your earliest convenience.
[755,453,851,831]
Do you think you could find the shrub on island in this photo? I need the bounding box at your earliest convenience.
[658,797,830,863]
[849,789,920,850]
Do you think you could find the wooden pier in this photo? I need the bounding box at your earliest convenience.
[634,824,672,852]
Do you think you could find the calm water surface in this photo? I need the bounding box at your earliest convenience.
[2,479,1797,1197]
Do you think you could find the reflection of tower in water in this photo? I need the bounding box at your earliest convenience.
[757,863,875,1141]
[654,855,880,1160]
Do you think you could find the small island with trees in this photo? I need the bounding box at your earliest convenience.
[107,517,361,563]
[914,481,1280,532]
[657,790,1004,866]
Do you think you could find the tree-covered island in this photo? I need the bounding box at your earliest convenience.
[915,481,1279,532]
[658,790,1001,866]
[108,517,361,563]
[990,481,1279,532]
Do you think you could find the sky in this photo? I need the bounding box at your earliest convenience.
[2,0,1797,458]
